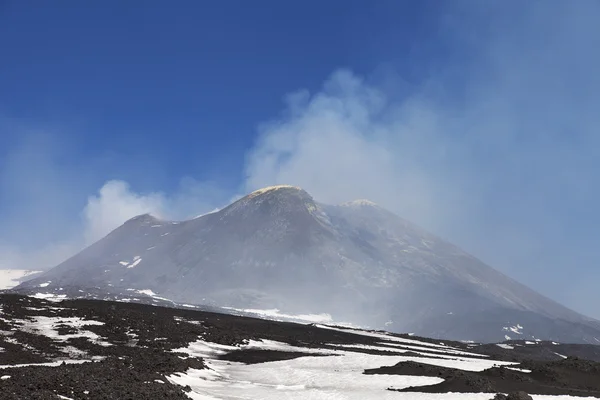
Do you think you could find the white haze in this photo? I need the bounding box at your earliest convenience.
[1,1,600,318]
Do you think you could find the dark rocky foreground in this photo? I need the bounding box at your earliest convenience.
[1,294,599,399]
[368,359,600,397]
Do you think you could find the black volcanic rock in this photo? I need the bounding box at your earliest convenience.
[14,185,600,344]
[2,294,600,398]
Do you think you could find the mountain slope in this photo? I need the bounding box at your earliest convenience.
[14,185,600,344]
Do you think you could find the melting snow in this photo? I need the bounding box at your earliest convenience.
[128,289,173,302]
[165,334,591,400]
[193,208,220,219]
[166,335,530,400]
[0,358,103,369]
[31,293,67,302]
[375,341,488,358]
[222,307,333,324]
[11,316,111,347]
[503,324,524,335]
[168,339,444,399]
[314,324,464,351]
[136,289,157,296]
[127,256,142,269]
[496,344,514,350]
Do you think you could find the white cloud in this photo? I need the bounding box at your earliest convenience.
[82,178,225,245]
[82,180,165,244]
[242,1,600,318]
[0,154,222,270]
[244,70,459,230]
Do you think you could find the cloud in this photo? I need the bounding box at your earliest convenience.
[243,1,600,317]
[244,70,459,230]
[0,131,222,270]
[82,178,225,245]
[82,180,165,244]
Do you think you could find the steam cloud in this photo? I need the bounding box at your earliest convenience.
[1,1,600,318]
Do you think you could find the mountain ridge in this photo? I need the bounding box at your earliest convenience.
[13,185,600,344]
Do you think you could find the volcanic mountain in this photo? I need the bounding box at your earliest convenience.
[14,185,600,344]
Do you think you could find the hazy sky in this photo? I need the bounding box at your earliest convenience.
[1,1,599,318]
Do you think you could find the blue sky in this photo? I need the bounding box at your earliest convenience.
[1,1,600,318]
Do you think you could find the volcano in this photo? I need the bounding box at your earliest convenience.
[14,185,600,344]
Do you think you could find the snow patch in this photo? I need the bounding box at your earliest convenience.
[136,289,157,296]
[314,324,469,352]
[0,358,103,369]
[31,293,67,302]
[168,336,523,400]
[503,324,523,335]
[193,208,220,219]
[127,256,142,269]
[222,307,332,324]
[11,316,112,347]
[128,288,174,302]
[168,339,445,399]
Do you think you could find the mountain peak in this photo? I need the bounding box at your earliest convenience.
[247,185,304,198]
[220,185,316,218]
[123,213,162,225]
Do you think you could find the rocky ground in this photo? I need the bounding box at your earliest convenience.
[0,293,599,399]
